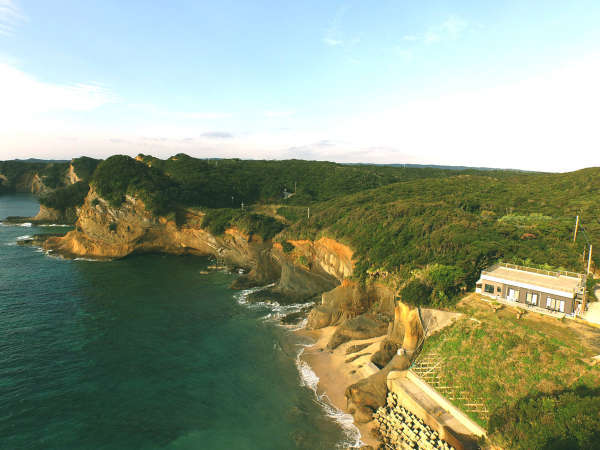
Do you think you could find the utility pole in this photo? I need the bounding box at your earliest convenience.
[294,181,297,193]
[307,207,310,219]
[583,244,593,314]
[573,215,580,243]
[241,201,245,212]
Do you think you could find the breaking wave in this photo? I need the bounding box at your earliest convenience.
[295,347,363,448]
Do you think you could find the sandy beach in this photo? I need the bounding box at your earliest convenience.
[297,326,386,449]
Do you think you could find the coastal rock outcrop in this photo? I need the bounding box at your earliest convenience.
[44,188,267,269]
[42,189,354,299]
[345,302,425,424]
[307,280,396,329]
[33,204,78,224]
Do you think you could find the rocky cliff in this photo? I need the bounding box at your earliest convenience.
[42,189,355,299]
[31,204,78,224]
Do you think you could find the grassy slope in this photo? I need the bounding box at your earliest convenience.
[418,294,600,430]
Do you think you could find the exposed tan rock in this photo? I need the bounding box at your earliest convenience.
[307,280,396,329]
[345,302,425,424]
[66,163,81,184]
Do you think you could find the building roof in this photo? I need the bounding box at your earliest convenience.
[479,264,584,298]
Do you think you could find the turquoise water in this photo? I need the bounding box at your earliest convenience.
[0,194,352,449]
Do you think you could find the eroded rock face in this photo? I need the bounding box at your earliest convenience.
[287,237,354,279]
[326,313,389,350]
[345,302,425,423]
[42,189,352,299]
[66,164,81,185]
[44,188,262,266]
[346,352,412,423]
[307,280,396,329]
[33,205,78,224]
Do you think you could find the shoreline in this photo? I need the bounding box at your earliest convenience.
[295,326,386,449]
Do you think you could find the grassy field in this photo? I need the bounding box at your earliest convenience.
[416,294,600,429]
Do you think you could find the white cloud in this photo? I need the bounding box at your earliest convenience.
[264,110,294,118]
[322,5,348,47]
[394,48,413,60]
[0,0,25,36]
[3,55,600,173]
[328,54,600,171]
[403,15,469,45]
[0,62,114,125]
[440,15,468,35]
[182,112,232,120]
[323,37,343,47]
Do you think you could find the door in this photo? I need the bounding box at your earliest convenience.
[508,288,517,301]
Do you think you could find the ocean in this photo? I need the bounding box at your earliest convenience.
[0,194,358,449]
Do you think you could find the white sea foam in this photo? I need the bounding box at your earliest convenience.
[74,257,102,262]
[16,235,32,240]
[295,347,363,448]
[39,224,71,227]
[233,283,276,305]
[18,222,32,227]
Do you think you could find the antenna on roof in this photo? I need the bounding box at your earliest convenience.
[573,215,579,243]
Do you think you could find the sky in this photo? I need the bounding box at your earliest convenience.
[1,0,600,171]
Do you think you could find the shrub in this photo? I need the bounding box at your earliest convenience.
[39,181,89,210]
[400,279,433,306]
[39,162,69,189]
[71,156,100,181]
[202,209,285,240]
[92,155,177,214]
[426,264,465,303]
[277,206,306,223]
[489,387,600,449]
[281,241,294,253]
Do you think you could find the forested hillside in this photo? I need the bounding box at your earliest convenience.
[3,154,597,304]
[281,169,600,304]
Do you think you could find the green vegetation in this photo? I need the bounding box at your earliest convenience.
[5,155,599,291]
[39,162,69,189]
[71,156,100,181]
[399,279,433,307]
[489,387,600,449]
[0,160,67,193]
[135,153,460,207]
[281,241,295,253]
[202,209,284,240]
[277,206,307,223]
[418,295,600,432]
[281,170,600,304]
[39,181,89,210]
[92,155,178,214]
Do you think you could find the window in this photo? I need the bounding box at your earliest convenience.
[546,297,566,312]
[526,292,538,305]
[497,286,502,292]
[484,284,494,293]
